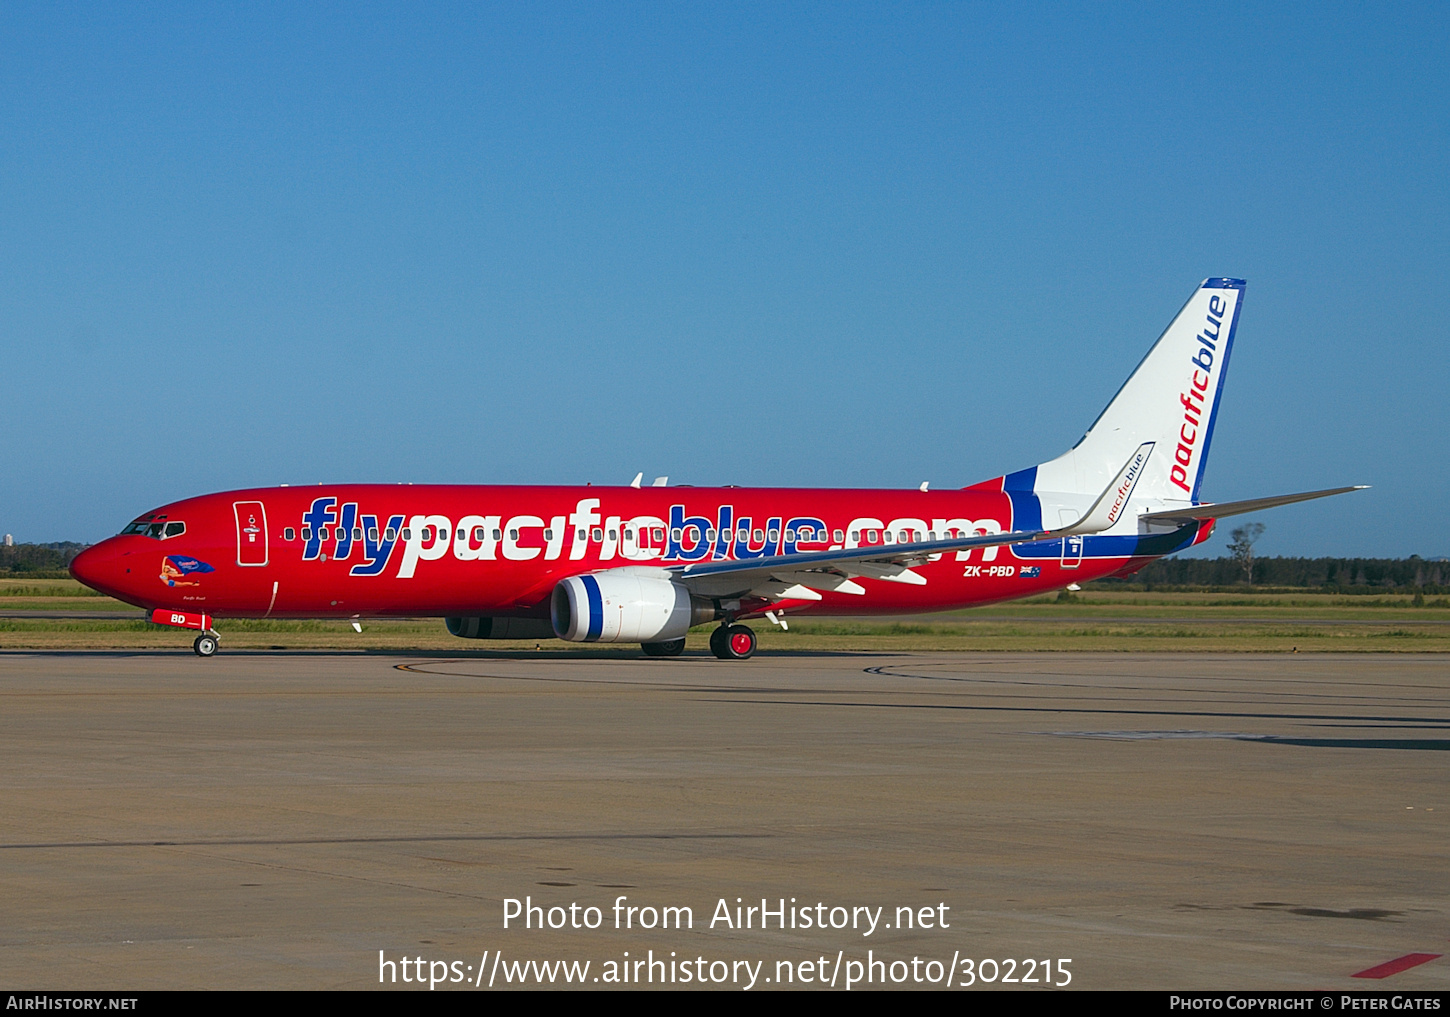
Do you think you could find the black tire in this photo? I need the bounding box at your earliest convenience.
[641,638,686,657]
[713,624,755,660]
[193,634,218,657]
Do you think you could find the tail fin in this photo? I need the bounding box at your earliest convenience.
[1032,278,1244,508]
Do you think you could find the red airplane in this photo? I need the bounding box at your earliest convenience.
[70,279,1361,659]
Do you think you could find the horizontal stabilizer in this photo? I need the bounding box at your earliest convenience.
[1138,486,1367,525]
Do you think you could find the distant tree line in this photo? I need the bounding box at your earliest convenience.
[1103,555,1449,593]
[0,542,89,574]
[2,541,1446,593]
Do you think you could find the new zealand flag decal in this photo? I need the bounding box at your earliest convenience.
[1020,566,1041,578]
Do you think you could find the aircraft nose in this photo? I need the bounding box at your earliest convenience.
[68,544,104,589]
[69,540,131,600]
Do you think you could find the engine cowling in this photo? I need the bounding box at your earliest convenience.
[551,570,715,643]
[446,616,557,640]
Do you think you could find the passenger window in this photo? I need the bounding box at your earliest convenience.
[834,529,844,543]
[867,530,878,543]
[883,532,893,543]
[623,529,633,541]
[652,528,664,542]
[686,526,698,541]
[767,529,778,542]
[850,530,859,542]
[752,529,763,542]
[577,529,587,541]
[671,528,682,542]
[421,527,432,541]
[706,529,716,541]
[607,529,616,540]
[544,529,554,541]
[385,528,397,541]
[785,529,795,541]
[302,527,313,541]
[402,528,412,540]
[284,527,296,541]
[492,529,501,541]
[369,528,379,541]
[509,529,518,541]
[592,528,602,541]
[473,527,485,541]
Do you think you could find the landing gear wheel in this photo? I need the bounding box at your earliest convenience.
[641,638,686,657]
[711,624,755,660]
[193,634,219,658]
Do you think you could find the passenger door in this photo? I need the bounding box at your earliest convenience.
[234,501,269,566]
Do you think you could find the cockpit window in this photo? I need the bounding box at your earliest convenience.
[121,518,185,540]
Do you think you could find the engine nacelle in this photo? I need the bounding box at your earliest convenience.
[551,570,715,643]
[446,616,557,640]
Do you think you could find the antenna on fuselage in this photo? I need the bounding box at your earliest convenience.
[629,472,643,488]
[652,476,668,487]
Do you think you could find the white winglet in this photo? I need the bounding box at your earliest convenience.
[1055,443,1155,536]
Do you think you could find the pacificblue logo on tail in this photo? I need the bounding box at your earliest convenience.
[1171,294,1230,495]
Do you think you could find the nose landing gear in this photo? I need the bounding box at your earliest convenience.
[709,624,756,660]
[149,609,220,657]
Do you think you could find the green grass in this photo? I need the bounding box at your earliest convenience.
[2,583,1446,652]
[0,579,108,598]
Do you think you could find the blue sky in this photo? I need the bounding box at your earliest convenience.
[2,3,1446,556]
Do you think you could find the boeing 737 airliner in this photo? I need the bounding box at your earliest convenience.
[70,279,1362,658]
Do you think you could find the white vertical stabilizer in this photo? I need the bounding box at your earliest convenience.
[1032,278,1245,522]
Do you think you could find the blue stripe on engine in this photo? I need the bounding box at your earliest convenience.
[582,575,604,641]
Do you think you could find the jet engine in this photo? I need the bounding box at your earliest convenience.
[445,616,557,640]
[551,570,715,643]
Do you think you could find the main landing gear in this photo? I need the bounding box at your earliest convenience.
[641,638,686,657]
[709,624,756,661]
[193,633,219,657]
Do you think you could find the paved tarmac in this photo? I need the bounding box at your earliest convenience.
[0,650,1446,991]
